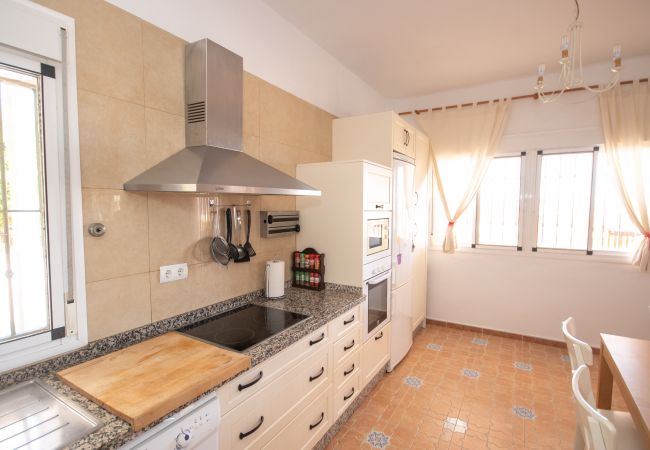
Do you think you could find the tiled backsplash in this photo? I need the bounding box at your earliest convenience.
[35,0,334,341]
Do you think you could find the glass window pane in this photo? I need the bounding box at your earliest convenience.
[537,152,593,250]
[0,64,51,342]
[592,153,644,252]
[477,156,521,246]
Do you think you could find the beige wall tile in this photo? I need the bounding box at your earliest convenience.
[243,72,260,137]
[243,133,260,159]
[259,139,297,177]
[259,79,300,146]
[147,194,212,270]
[86,273,151,341]
[35,0,145,104]
[145,108,185,167]
[142,22,186,116]
[78,89,146,189]
[82,189,149,282]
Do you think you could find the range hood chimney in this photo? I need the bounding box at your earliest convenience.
[124,39,321,196]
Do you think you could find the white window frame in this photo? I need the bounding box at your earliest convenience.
[429,145,634,264]
[0,0,87,372]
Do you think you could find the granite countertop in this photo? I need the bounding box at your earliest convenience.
[0,285,363,450]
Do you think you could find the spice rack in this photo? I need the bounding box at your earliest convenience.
[292,248,325,291]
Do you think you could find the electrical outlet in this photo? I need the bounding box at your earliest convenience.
[160,263,189,283]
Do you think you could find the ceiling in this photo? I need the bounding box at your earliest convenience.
[262,0,650,99]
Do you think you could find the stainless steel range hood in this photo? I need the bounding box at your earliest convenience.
[124,39,321,196]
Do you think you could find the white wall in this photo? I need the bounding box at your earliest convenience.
[106,0,387,118]
[394,56,650,347]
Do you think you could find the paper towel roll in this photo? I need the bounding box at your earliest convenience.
[265,260,285,298]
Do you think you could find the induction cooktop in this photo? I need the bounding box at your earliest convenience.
[178,304,308,352]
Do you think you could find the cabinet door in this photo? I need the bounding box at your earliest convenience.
[363,163,392,211]
[412,132,430,330]
[360,322,391,389]
[392,117,416,159]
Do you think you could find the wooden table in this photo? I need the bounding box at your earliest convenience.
[597,333,650,448]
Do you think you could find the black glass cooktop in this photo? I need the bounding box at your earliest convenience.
[179,304,308,352]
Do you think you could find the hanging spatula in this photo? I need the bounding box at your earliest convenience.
[244,208,256,257]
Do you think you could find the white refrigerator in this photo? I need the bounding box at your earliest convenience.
[388,153,415,371]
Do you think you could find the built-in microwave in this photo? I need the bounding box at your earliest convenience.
[362,256,391,341]
[364,212,390,264]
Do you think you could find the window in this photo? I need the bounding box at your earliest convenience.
[0,0,86,371]
[476,156,521,247]
[535,151,593,250]
[431,145,647,257]
[0,65,51,343]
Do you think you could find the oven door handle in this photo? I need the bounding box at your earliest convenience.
[366,271,390,287]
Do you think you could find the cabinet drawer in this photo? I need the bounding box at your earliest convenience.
[220,347,329,450]
[329,305,360,342]
[332,323,360,366]
[363,164,392,211]
[219,325,328,414]
[334,371,360,418]
[361,322,391,389]
[263,388,331,450]
[333,347,360,390]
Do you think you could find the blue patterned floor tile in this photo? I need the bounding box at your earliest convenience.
[367,430,391,449]
[404,376,423,388]
[472,337,488,346]
[513,361,533,371]
[426,343,442,351]
[462,368,480,378]
[512,406,536,419]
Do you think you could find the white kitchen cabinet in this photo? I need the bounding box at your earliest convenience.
[219,325,329,415]
[332,111,415,167]
[296,161,391,287]
[331,323,360,367]
[333,371,360,418]
[392,116,416,159]
[363,163,392,211]
[219,347,330,450]
[360,322,391,389]
[412,132,430,330]
[262,388,331,450]
[329,305,360,342]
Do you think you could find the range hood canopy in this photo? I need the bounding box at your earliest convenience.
[124,39,320,196]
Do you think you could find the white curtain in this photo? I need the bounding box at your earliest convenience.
[416,100,510,253]
[599,81,650,271]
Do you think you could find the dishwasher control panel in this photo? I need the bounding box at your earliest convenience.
[121,393,219,450]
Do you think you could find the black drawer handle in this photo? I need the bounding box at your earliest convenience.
[238,371,263,391]
[344,363,355,376]
[343,315,355,325]
[309,412,325,430]
[309,333,325,346]
[343,340,355,351]
[239,416,264,439]
[309,366,325,382]
[343,387,355,401]
[374,332,384,341]
[375,204,384,209]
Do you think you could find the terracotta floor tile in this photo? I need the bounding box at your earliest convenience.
[325,325,625,450]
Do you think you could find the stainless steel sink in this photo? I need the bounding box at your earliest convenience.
[0,379,102,450]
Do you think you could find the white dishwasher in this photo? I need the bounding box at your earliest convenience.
[120,393,219,450]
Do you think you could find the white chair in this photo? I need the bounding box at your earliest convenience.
[562,317,594,449]
[572,365,645,450]
[562,317,593,371]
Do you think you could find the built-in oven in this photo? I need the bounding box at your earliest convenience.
[362,256,391,341]
[364,211,390,264]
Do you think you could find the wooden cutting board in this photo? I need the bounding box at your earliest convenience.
[57,332,250,430]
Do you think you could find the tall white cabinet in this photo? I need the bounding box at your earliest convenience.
[331,111,430,357]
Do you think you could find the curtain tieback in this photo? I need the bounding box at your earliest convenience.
[448,221,455,227]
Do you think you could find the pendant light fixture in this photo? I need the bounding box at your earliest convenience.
[534,0,622,102]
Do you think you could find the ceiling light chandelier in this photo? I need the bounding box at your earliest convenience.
[535,0,622,102]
